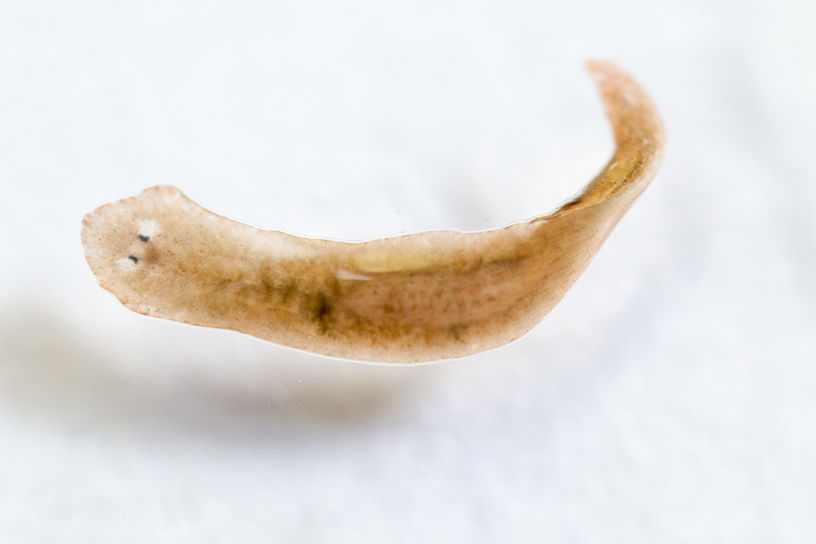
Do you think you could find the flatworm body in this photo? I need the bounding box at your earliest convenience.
[81,61,664,363]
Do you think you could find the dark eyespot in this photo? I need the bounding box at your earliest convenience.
[138,234,150,242]
[128,255,139,263]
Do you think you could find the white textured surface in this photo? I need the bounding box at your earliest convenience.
[1,1,815,542]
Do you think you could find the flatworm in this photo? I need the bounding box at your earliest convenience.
[81,60,664,363]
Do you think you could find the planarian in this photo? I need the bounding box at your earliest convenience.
[82,60,664,363]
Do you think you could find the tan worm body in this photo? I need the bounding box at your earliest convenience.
[81,61,664,363]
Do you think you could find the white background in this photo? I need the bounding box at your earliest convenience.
[1,1,814,542]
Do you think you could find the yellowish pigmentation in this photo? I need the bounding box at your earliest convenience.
[81,61,664,363]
